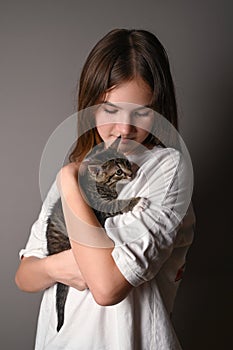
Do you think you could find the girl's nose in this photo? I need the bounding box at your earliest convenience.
[115,123,135,137]
[115,114,136,137]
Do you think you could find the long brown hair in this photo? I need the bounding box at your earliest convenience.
[69,28,178,162]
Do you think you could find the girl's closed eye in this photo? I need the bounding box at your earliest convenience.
[104,108,118,114]
[134,109,151,117]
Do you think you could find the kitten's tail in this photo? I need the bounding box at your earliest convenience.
[56,282,69,332]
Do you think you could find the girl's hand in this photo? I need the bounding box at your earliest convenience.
[46,249,88,291]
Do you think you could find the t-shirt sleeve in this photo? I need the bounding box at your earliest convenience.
[19,180,60,259]
[105,148,193,287]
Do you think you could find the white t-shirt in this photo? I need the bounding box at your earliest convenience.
[19,146,195,350]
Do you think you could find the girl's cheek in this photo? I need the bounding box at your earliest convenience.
[96,125,112,142]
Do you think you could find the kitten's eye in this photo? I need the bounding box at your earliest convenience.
[116,169,123,176]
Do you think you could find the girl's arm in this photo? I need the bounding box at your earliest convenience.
[15,249,88,293]
[58,163,133,306]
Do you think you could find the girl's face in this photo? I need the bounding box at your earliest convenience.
[95,78,154,152]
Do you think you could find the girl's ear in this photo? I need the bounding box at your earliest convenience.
[108,136,121,150]
[88,164,101,177]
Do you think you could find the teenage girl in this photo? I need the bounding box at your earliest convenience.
[15,28,195,350]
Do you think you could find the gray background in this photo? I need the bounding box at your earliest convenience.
[1,0,232,349]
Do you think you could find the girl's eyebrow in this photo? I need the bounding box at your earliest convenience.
[102,101,152,110]
[102,101,123,109]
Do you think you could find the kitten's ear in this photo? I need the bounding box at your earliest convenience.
[108,136,121,150]
[88,164,101,177]
[79,160,89,176]
[131,162,139,176]
[86,142,105,158]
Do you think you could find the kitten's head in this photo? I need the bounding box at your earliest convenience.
[88,157,133,188]
[80,137,133,187]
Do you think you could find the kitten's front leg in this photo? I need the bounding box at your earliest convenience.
[131,197,150,212]
[98,197,149,216]
[122,197,150,213]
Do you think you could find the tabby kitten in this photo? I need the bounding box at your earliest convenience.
[46,137,144,332]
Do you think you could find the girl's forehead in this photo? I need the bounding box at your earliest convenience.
[104,79,152,106]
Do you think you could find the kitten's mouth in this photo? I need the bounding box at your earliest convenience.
[110,178,131,187]
[115,179,131,193]
[118,178,131,184]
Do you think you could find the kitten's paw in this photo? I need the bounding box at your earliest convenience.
[133,197,150,212]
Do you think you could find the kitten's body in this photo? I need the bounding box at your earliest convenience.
[46,138,145,331]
